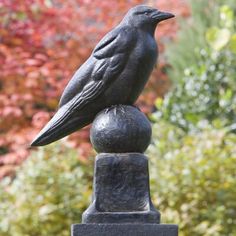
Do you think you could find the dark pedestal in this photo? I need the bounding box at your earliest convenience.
[82,153,160,224]
[71,153,178,235]
[71,106,178,236]
[72,223,178,236]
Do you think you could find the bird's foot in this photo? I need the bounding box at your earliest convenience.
[104,105,116,114]
[104,104,140,115]
[132,104,141,111]
[104,104,126,114]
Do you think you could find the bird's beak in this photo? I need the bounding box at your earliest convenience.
[151,10,175,22]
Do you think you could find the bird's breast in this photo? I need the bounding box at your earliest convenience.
[103,33,157,105]
[126,34,157,102]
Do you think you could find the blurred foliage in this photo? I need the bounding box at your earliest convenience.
[149,2,236,235]
[148,121,236,236]
[0,143,93,236]
[155,0,236,131]
[165,0,236,81]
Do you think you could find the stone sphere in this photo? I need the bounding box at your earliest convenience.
[90,105,152,153]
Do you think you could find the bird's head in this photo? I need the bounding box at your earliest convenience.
[123,5,174,33]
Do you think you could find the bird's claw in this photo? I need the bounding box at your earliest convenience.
[104,105,117,114]
[104,104,126,115]
[132,104,141,111]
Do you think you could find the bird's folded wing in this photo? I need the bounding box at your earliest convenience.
[31,27,137,146]
[37,80,104,134]
[93,27,136,59]
[60,26,137,108]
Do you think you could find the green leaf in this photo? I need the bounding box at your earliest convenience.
[223,89,233,100]
[229,34,236,54]
[155,97,163,109]
[15,12,27,21]
[206,27,231,51]
[220,5,234,28]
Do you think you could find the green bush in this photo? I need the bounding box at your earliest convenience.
[166,0,221,81]
[152,3,236,234]
[166,0,236,82]
[0,143,93,236]
[148,121,236,236]
[157,1,236,131]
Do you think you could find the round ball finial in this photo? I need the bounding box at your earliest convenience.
[90,105,152,153]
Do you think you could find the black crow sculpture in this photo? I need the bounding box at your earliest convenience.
[31,5,174,146]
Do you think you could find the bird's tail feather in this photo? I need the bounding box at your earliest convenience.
[31,105,92,146]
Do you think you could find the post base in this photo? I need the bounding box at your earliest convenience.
[71,223,178,236]
[82,153,160,224]
[82,207,160,223]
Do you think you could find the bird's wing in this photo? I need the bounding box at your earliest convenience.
[31,27,137,146]
[62,27,136,113]
[59,27,136,108]
[93,27,136,59]
[58,63,92,108]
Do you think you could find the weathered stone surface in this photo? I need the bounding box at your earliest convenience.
[82,153,160,224]
[90,105,152,153]
[83,209,160,224]
[72,223,178,236]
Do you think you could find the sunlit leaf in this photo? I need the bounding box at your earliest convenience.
[220,5,234,28]
[155,97,163,109]
[229,34,236,54]
[206,27,231,51]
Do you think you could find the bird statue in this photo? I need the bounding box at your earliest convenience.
[31,5,174,146]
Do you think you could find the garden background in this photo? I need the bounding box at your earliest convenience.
[0,0,235,235]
